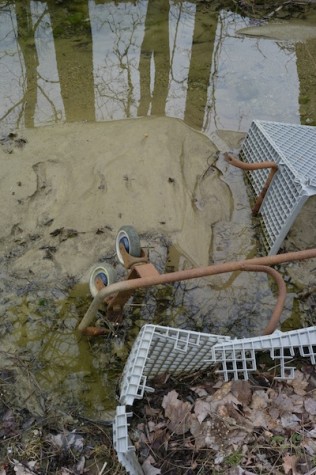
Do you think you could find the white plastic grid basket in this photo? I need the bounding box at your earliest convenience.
[240,120,316,254]
[114,324,316,475]
[119,324,230,406]
[113,406,143,475]
[211,326,316,380]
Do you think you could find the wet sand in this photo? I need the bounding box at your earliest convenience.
[0,117,233,284]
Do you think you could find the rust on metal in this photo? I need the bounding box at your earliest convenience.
[239,264,286,335]
[224,152,278,216]
[119,244,149,269]
[105,261,160,324]
[133,263,160,278]
[81,326,111,336]
[95,276,107,293]
[78,247,316,336]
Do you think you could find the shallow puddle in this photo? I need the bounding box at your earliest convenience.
[0,2,315,134]
[1,285,121,419]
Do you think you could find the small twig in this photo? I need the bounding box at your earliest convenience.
[305,468,316,475]
[99,461,107,475]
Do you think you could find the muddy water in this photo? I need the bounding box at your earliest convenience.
[1,285,121,419]
[1,2,316,134]
[1,1,316,418]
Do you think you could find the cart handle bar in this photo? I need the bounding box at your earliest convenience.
[78,248,316,335]
[224,153,279,216]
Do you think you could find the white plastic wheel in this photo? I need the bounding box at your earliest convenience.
[89,263,117,297]
[115,225,141,265]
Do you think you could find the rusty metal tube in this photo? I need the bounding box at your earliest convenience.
[78,248,316,333]
[224,153,279,216]
[239,264,286,335]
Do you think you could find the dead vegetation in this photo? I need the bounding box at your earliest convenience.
[0,354,124,475]
[131,364,316,474]
[1,349,316,474]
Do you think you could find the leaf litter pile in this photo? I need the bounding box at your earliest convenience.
[131,364,316,475]
[0,354,123,475]
[1,358,316,474]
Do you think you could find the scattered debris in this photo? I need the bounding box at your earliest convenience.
[131,366,316,474]
[0,133,27,154]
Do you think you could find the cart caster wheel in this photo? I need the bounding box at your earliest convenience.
[116,225,141,265]
[89,263,117,297]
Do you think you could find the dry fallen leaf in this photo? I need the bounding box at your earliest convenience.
[190,386,208,397]
[245,406,278,430]
[189,417,207,450]
[194,399,211,423]
[287,370,309,396]
[148,421,157,432]
[13,461,36,475]
[47,431,84,452]
[227,428,249,446]
[304,397,316,415]
[162,390,192,435]
[208,392,241,414]
[142,456,161,475]
[269,392,295,419]
[162,390,180,413]
[150,428,168,451]
[289,393,304,413]
[302,437,316,456]
[231,380,252,406]
[280,414,300,430]
[250,390,269,410]
[225,402,249,426]
[212,381,233,400]
[282,453,299,475]
[133,363,316,475]
[190,417,220,451]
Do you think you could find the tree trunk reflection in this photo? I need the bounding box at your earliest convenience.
[138,0,170,117]
[16,1,38,128]
[185,6,217,128]
[45,0,95,122]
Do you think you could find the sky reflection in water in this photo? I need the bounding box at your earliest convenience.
[0,1,300,136]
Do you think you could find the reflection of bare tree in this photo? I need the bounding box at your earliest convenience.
[203,12,225,132]
[204,11,300,132]
[202,11,249,132]
[1,2,66,130]
[94,5,146,119]
[184,6,217,128]
[138,0,170,117]
[15,1,38,128]
[46,0,95,122]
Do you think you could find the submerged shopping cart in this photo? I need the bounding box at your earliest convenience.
[79,226,316,475]
[79,224,316,336]
[77,119,316,475]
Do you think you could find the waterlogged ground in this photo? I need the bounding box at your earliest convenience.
[0,1,316,473]
[0,119,314,426]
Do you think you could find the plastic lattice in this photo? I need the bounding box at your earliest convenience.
[211,326,316,380]
[240,120,316,254]
[114,325,316,475]
[119,324,230,406]
[113,406,143,475]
